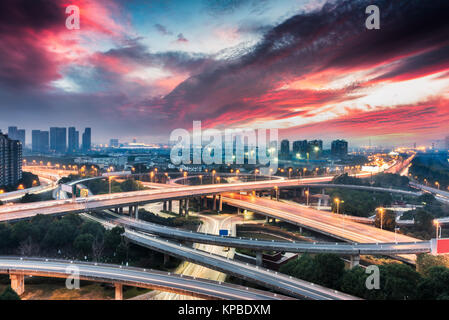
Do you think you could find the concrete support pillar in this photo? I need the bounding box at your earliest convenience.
[299,226,303,233]
[265,216,269,223]
[135,205,139,220]
[275,188,280,201]
[203,196,208,209]
[270,190,273,200]
[350,255,360,268]
[256,252,263,267]
[10,274,25,296]
[119,207,123,214]
[168,200,172,212]
[218,195,223,212]
[179,199,183,215]
[301,188,305,196]
[115,283,123,300]
[163,201,167,212]
[163,253,170,266]
[213,195,217,211]
[237,207,241,215]
[128,206,133,217]
[185,199,189,216]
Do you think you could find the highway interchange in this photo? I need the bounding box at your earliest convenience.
[1,155,447,300]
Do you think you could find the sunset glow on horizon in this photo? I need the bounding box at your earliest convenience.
[0,0,448,146]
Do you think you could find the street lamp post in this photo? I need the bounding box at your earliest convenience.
[435,182,440,190]
[334,198,340,214]
[434,220,440,239]
[288,168,292,179]
[378,207,385,230]
[109,176,113,194]
[305,189,309,206]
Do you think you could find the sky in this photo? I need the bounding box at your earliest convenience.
[0,0,448,147]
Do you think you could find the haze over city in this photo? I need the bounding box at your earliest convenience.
[0,0,448,147]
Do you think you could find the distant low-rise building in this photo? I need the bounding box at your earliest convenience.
[331,139,348,158]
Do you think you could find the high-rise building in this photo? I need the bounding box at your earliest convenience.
[8,126,26,146]
[292,140,308,159]
[8,127,17,139]
[331,139,348,158]
[82,128,91,152]
[307,140,323,159]
[109,139,119,148]
[0,131,22,187]
[280,139,290,159]
[50,127,67,153]
[17,129,25,146]
[32,130,49,153]
[68,127,79,153]
[40,131,49,153]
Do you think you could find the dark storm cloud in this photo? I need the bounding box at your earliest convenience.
[133,0,449,131]
[0,0,65,88]
[0,0,65,32]
[373,45,449,81]
[101,40,219,75]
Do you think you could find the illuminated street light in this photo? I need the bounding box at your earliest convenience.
[434,220,441,239]
[254,168,259,181]
[377,207,385,230]
[288,168,292,179]
[0,189,4,194]
[435,182,440,190]
[305,189,309,206]
[334,198,341,214]
[199,175,203,185]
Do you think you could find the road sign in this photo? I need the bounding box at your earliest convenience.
[80,188,89,198]
[61,184,73,193]
[102,171,131,177]
[437,238,449,254]
[219,229,229,236]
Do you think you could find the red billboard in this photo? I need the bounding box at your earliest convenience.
[437,239,449,254]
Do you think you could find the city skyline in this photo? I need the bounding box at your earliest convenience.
[0,0,448,146]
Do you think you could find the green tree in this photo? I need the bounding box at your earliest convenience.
[414,209,434,234]
[339,266,368,298]
[0,223,13,253]
[416,253,449,276]
[20,193,42,203]
[378,264,420,300]
[104,226,124,254]
[374,209,396,231]
[312,253,345,288]
[80,221,105,239]
[74,234,95,256]
[0,286,20,300]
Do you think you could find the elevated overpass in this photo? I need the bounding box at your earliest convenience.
[84,214,359,300]
[104,211,430,256]
[0,256,290,300]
